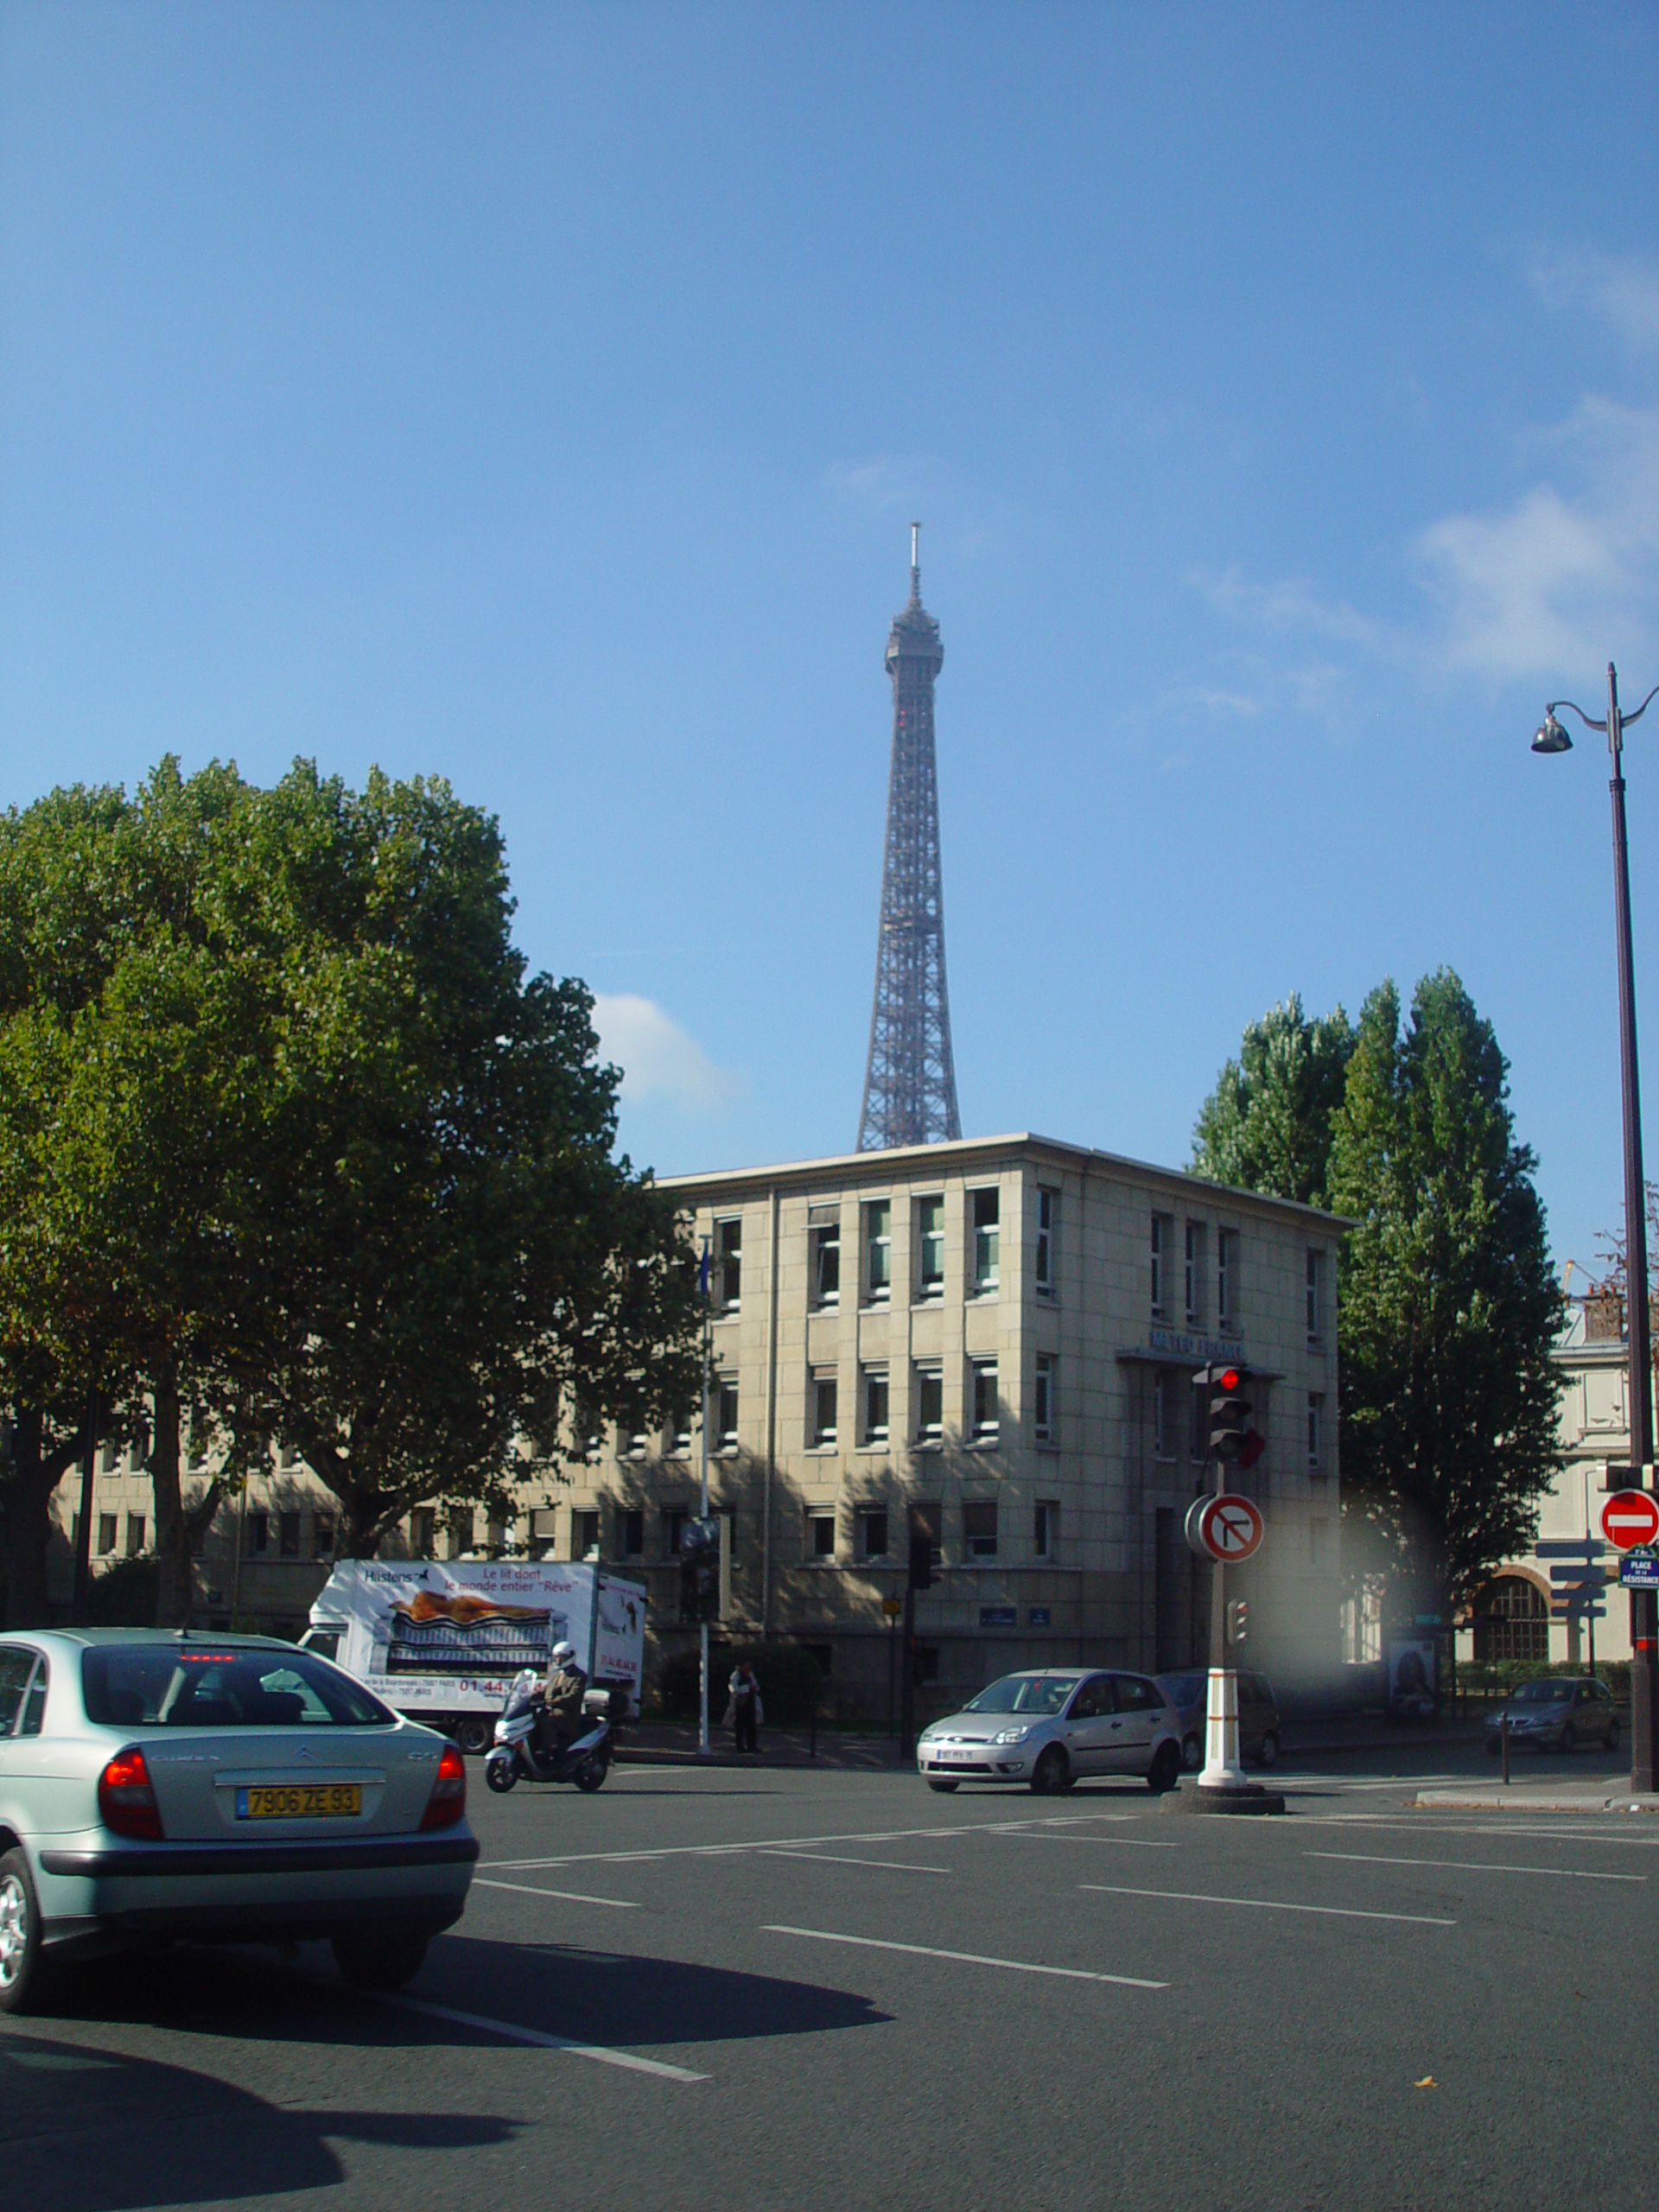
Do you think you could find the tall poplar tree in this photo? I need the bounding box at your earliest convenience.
[1325,971,1562,1615]
[1190,993,1354,1205]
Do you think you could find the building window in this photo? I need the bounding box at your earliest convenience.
[279,1441,301,1471]
[806,1510,836,1561]
[916,1196,945,1300]
[1151,1214,1169,1316]
[446,1509,473,1559]
[1472,1575,1549,1664]
[99,1440,119,1475]
[313,1511,335,1559]
[572,1509,601,1560]
[715,1217,742,1310]
[810,1205,841,1308]
[862,1370,890,1446]
[669,1411,693,1458]
[914,1363,944,1446]
[125,1514,146,1557]
[716,1379,740,1452]
[246,1510,269,1556]
[1035,1187,1057,1297]
[1033,1354,1055,1444]
[1185,1222,1202,1325]
[528,1507,560,1549]
[97,1513,118,1556]
[909,1498,943,1568]
[617,1507,645,1557]
[1217,1230,1236,1329]
[970,1187,1000,1294]
[963,1501,998,1559]
[1033,1500,1058,1560]
[856,1508,889,1560]
[971,1359,999,1442]
[662,1506,690,1559]
[865,1200,891,1303]
[619,1408,650,1459]
[812,1375,838,1447]
[187,1421,210,1472]
[1306,1248,1324,1343]
[1307,1393,1324,1470]
[279,1510,302,1559]
[410,1506,436,1554]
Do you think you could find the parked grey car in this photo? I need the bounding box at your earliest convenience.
[1484,1675,1621,1755]
[917,1669,1183,1794]
[0,1630,478,2014]
[1157,1669,1283,1771]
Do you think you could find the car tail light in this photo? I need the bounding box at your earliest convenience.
[99,1747,164,1841]
[420,1743,467,1831]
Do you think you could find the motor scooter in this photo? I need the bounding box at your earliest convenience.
[484,1668,613,1792]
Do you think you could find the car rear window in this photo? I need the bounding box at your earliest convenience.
[82,1646,393,1729]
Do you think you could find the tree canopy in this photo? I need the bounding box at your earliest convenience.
[0,758,701,1623]
[1189,993,1354,1207]
[1325,972,1562,1614]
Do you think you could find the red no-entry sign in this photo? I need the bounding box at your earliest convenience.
[1185,1492,1266,1563]
[1601,1489,1659,1553]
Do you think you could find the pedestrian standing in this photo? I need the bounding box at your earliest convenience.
[728,1659,763,1754]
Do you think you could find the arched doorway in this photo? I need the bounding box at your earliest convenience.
[1472,1573,1549,1663]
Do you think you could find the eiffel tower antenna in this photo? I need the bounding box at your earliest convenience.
[856,526,963,1149]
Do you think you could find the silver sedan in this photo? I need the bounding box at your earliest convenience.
[917,1669,1184,1794]
[0,1628,478,2014]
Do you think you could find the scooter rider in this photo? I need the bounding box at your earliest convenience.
[540,1640,589,1758]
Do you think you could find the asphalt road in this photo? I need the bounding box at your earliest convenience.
[3,1740,1653,2212]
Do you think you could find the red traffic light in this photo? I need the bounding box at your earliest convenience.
[1217,1368,1242,1394]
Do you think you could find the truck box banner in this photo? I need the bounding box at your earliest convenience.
[311,1560,646,1715]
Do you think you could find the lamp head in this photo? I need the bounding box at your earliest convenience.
[1532,709,1573,755]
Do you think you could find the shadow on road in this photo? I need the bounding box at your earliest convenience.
[29,1929,893,2056]
[0,2028,518,2211]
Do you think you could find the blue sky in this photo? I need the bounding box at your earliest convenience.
[3,3,1657,1279]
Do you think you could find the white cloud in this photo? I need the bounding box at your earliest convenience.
[1530,248,1659,353]
[1413,399,1659,680]
[591,995,743,1114]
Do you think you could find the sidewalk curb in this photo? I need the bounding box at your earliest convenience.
[1411,1789,1659,1814]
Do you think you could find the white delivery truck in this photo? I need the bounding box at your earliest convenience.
[301,1558,648,1753]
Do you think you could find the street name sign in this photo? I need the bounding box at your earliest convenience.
[1185,1493,1266,1564]
[1621,1548,1659,1591]
[1601,1491,1659,1553]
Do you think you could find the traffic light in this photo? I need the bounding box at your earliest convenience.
[679,1515,728,1624]
[1225,1597,1249,1646]
[1202,1363,1266,1470]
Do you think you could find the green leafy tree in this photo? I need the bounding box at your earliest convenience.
[1190,993,1355,1205]
[1325,971,1563,1617]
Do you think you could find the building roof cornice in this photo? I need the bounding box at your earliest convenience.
[655,1131,1352,1230]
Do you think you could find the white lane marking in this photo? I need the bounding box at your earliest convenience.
[1300,1816,1659,1847]
[1080,1883,1454,1927]
[762,1925,1166,1988]
[473,1877,641,1908]
[987,1831,1179,1850]
[486,1813,1135,1872]
[391,1996,707,2082]
[760,1850,950,1874]
[1305,1850,1643,1883]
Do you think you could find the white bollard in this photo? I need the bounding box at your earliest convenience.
[1198,1666,1249,1789]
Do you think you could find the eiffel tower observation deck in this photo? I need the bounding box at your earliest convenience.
[856,525,963,1149]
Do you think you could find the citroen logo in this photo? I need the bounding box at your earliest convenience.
[298,1745,313,1762]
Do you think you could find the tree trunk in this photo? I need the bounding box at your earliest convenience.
[150,1369,194,1629]
[1,1406,85,1629]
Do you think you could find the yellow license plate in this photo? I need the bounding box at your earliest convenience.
[236,1783,362,1821]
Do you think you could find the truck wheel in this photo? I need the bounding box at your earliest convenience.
[456,1718,492,1756]
[333,1925,430,1992]
[0,1850,49,2016]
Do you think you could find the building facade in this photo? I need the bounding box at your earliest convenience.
[47,1132,1345,1717]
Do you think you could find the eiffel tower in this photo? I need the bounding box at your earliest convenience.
[856,526,963,1150]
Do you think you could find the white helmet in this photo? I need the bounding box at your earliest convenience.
[551,1641,577,1667]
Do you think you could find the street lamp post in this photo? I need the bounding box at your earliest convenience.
[1535,663,1659,1792]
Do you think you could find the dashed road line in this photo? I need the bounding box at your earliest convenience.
[760,1850,950,1873]
[762,1925,1167,1988]
[1304,1851,1643,1883]
[391,1996,707,2082]
[473,1877,641,1908]
[1079,1883,1454,1927]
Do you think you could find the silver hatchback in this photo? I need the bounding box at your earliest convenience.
[0,1629,478,2014]
[917,1669,1184,1795]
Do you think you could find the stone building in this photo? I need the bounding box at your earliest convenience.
[48,1130,1346,1717]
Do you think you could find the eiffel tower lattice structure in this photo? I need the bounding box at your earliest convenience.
[856,525,963,1150]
